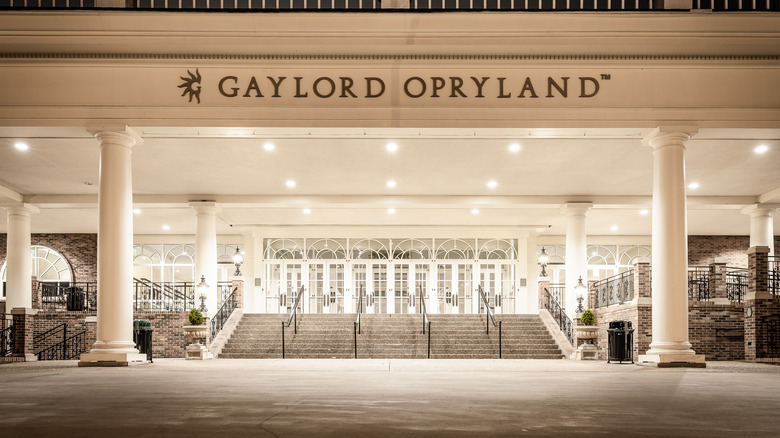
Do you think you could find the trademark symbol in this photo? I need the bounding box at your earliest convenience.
[601,74,611,80]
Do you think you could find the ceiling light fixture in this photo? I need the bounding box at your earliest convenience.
[263,142,275,151]
[640,209,649,215]
[509,143,521,153]
[386,180,396,188]
[754,144,769,154]
[387,208,396,215]
[688,182,700,190]
[471,208,480,215]
[487,180,498,189]
[386,142,398,153]
[285,180,296,188]
[133,209,142,215]
[610,225,618,231]
[162,225,170,231]
[14,142,29,151]
[303,208,312,214]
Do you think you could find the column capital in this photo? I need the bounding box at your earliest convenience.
[561,202,593,216]
[642,126,699,149]
[189,201,223,215]
[87,125,143,148]
[747,245,771,255]
[1,203,39,216]
[741,203,777,217]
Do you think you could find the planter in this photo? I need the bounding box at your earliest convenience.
[576,325,599,342]
[183,325,208,343]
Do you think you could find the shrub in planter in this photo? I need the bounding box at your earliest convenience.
[581,309,595,326]
[188,308,204,326]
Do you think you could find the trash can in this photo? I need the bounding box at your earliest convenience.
[607,320,634,364]
[66,287,86,311]
[133,320,153,363]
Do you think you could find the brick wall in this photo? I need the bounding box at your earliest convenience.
[31,312,96,358]
[688,235,750,268]
[688,301,745,361]
[0,233,98,283]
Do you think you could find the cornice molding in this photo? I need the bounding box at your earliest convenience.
[1,53,779,62]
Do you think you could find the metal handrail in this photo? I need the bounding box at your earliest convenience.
[477,285,502,358]
[544,288,575,346]
[354,284,364,359]
[419,284,431,359]
[281,285,305,359]
[210,286,238,341]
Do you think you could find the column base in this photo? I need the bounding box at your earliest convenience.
[79,352,148,367]
[638,353,706,368]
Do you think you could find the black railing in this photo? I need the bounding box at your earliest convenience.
[477,285,501,358]
[595,270,634,308]
[1,314,13,357]
[419,284,431,359]
[210,286,238,341]
[281,285,304,359]
[217,281,233,309]
[688,266,711,301]
[544,288,574,346]
[354,284,364,359]
[133,278,194,312]
[33,323,87,360]
[726,267,748,303]
[769,256,779,297]
[41,282,97,312]
[548,283,565,306]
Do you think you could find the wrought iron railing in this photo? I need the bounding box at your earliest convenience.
[419,284,431,359]
[33,323,88,360]
[217,281,233,309]
[1,314,13,357]
[544,288,574,346]
[726,267,748,303]
[353,284,364,358]
[210,286,238,341]
[594,270,635,308]
[40,282,97,312]
[281,285,304,359]
[477,285,502,358]
[688,266,711,301]
[548,283,565,306]
[133,278,194,312]
[769,256,779,297]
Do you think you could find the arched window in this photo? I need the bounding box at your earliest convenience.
[478,239,516,260]
[587,245,617,266]
[265,239,304,260]
[2,245,74,297]
[350,239,390,260]
[436,239,475,260]
[392,239,432,260]
[307,239,347,260]
[618,245,652,267]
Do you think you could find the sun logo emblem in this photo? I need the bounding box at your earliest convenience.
[178,69,202,104]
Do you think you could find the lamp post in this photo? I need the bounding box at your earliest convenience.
[232,247,244,277]
[538,247,549,277]
[196,275,209,314]
[574,276,587,313]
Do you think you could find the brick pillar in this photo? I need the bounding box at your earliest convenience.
[231,279,244,309]
[538,279,550,310]
[634,262,652,300]
[745,246,771,361]
[587,280,597,310]
[31,277,41,310]
[11,307,38,361]
[711,263,728,304]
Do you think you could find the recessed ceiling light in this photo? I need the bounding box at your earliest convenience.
[471,208,480,215]
[133,209,142,215]
[509,143,521,153]
[285,180,296,188]
[263,142,275,151]
[14,142,29,151]
[487,180,498,189]
[610,225,618,231]
[754,145,769,154]
[386,142,398,153]
[162,225,170,231]
[386,180,396,188]
[387,208,396,215]
[639,209,649,215]
[303,208,312,214]
[688,182,700,190]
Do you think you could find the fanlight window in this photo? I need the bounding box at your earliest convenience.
[587,245,617,265]
[538,245,566,265]
[265,239,304,260]
[1,245,73,284]
[436,239,475,260]
[392,239,432,260]
[350,239,390,260]
[217,244,243,264]
[478,239,516,260]
[307,239,347,260]
[164,245,196,265]
[618,245,652,266]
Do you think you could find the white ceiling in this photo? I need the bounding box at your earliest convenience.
[1,126,779,238]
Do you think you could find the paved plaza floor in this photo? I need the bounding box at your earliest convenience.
[1,358,779,437]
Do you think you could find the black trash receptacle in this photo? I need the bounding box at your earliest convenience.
[607,320,635,364]
[66,287,86,311]
[133,320,153,363]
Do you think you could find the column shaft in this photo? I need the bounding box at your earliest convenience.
[4,205,38,310]
[192,202,220,318]
[563,203,591,320]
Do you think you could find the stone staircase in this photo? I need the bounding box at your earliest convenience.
[219,313,563,359]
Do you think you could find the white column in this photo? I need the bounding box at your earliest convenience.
[742,205,775,257]
[563,203,591,320]
[523,234,538,314]
[641,127,704,366]
[81,126,145,365]
[240,232,255,312]
[191,202,221,318]
[4,204,39,310]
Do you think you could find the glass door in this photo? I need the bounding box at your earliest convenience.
[328,263,345,314]
[437,264,453,314]
[413,264,429,313]
[457,264,473,314]
[371,263,387,314]
[266,263,282,313]
[308,263,325,313]
[285,263,303,314]
[353,264,367,313]
[499,263,515,314]
[479,264,496,314]
[394,264,410,314]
